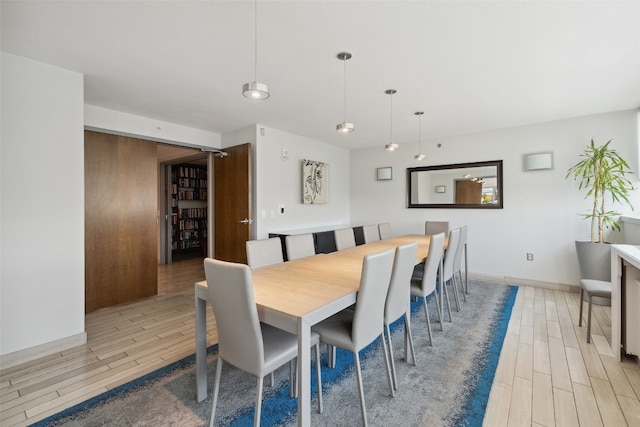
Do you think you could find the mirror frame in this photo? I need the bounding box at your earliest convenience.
[407,160,503,209]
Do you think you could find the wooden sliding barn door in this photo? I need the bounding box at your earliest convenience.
[84,131,158,313]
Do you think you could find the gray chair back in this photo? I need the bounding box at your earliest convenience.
[203,258,263,376]
[442,228,461,282]
[453,225,467,272]
[352,248,394,348]
[575,241,611,282]
[378,223,392,240]
[419,233,446,296]
[362,224,381,243]
[334,228,356,251]
[285,233,316,261]
[385,242,419,323]
[246,237,284,269]
[425,221,450,236]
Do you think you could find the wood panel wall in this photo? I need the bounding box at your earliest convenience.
[85,131,158,313]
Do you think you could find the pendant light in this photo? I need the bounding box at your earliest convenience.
[414,111,425,160]
[384,89,398,151]
[242,0,269,100]
[336,52,354,133]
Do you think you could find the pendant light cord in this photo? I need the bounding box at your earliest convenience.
[343,58,347,121]
[254,0,258,81]
[418,114,421,152]
[389,92,393,142]
[414,111,425,158]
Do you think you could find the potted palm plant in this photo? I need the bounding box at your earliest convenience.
[566,138,635,302]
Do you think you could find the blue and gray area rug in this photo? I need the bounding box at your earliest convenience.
[34,280,518,427]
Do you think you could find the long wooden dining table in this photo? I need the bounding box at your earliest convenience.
[194,234,438,426]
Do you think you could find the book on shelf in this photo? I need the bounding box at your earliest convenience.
[171,163,208,254]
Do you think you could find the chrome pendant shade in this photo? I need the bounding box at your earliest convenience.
[242,81,270,100]
[384,89,398,151]
[242,0,270,100]
[337,121,355,133]
[414,111,425,160]
[336,52,354,133]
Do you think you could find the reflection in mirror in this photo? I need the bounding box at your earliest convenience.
[407,160,503,208]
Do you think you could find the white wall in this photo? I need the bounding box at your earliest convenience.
[0,54,225,359]
[85,105,221,149]
[253,126,351,239]
[221,125,256,151]
[1,53,86,356]
[350,110,640,287]
[1,52,635,359]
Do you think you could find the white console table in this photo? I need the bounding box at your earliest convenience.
[611,244,640,360]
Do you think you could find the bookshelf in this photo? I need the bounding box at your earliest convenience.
[171,164,208,258]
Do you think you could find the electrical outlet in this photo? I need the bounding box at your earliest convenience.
[527,253,534,261]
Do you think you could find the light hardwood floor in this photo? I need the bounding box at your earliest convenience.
[483,285,640,427]
[1,268,639,426]
[0,257,210,427]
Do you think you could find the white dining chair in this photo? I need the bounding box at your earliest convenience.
[362,224,381,243]
[384,241,418,390]
[443,228,462,312]
[452,226,468,302]
[425,221,450,236]
[575,241,613,344]
[378,223,392,240]
[411,232,446,345]
[312,248,395,426]
[245,237,291,389]
[462,226,469,294]
[246,237,284,269]
[579,279,611,343]
[334,227,356,251]
[204,258,323,427]
[285,233,316,261]
[453,225,469,301]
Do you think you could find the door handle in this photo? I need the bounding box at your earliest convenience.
[239,218,254,224]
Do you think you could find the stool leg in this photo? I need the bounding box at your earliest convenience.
[579,288,584,327]
[587,295,593,344]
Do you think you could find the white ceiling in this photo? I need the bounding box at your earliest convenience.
[2,1,640,150]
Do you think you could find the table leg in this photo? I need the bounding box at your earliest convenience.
[297,318,311,427]
[196,293,208,402]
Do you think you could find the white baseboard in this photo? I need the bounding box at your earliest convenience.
[0,332,87,371]
[468,272,578,293]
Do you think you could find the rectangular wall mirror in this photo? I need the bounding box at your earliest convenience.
[407,160,503,208]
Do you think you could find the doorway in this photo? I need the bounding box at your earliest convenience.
[156,142,253,291]
[84,132,252,309]
[157,144,208,263]
[157,144,208,294]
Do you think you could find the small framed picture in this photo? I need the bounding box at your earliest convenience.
[377,167,392,181]
[435,185,446,193]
